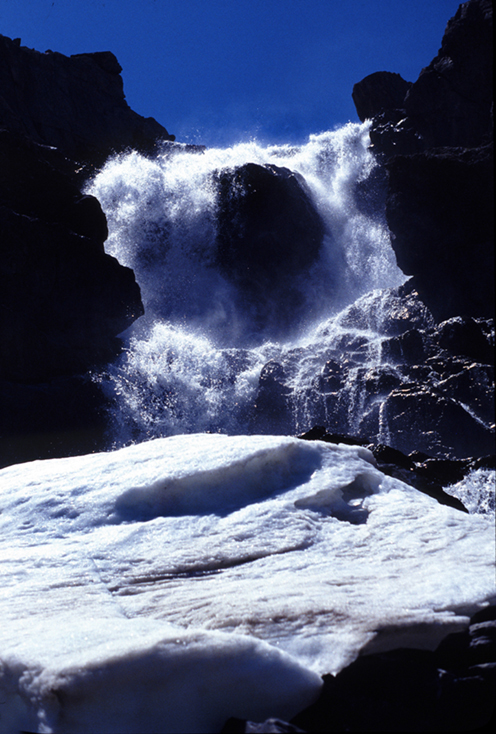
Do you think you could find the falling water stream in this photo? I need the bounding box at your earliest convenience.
[87,122,408,446]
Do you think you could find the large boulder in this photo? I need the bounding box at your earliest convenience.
[0,34,174,166]
[216,162,326,336]
[352,71,411,123]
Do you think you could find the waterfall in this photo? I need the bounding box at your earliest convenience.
[86,122,407,446]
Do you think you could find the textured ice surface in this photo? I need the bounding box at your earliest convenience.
[1,434,494,733]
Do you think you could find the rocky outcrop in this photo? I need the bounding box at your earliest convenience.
[0,34,174,167]
[386,145,494,320]
[0,130,144,467]
[353,0,493,154]
[216,163,326,337]
[249,284,494,459]
[0,129,143,384]
[402,0,493,150]
[0,36,160,466]
[352,71,412,125]
[222,605,496,732]
[352,0,494,321]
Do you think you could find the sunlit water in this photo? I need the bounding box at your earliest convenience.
[86,123,410,445]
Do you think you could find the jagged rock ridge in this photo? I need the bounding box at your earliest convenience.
[0,34,174,165]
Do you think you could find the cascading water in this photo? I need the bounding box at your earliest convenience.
[86,122,409,447]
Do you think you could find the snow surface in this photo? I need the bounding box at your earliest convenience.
[1,434,495,733]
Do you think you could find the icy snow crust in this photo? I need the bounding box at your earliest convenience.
[1,434,495,733]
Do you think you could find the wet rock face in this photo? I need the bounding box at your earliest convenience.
[252,285,494,460]
[0,34,174,166]
[352,0,494,322]
[216,162,326,335]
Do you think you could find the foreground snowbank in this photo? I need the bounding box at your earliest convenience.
[1,434,494,733]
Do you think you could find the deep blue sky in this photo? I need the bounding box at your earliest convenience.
[2,0,462,147]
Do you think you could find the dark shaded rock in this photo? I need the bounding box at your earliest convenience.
[373,457,470,513]
[470,455,496,471]
[371,443,416,470]
[368,110,425,160]
[221,718,305,733]
[0,91,145,384]
[403,0,493,150]
[0,128,108,240]
[0,205,143,382]
[0,376,109,469]
[299,427,471,512]
[290,606,496,733]
[250,361,293,434]
[216,162,326,336]
[435,362,495,425]
[314,359,343,393]
[0,37,153,470]
[436,316,495,364]
[382,385,495,459]
[469,622,496,667]
[0,34,174,166]
[381,329,426,364]
[216,163,324,277]
[68,194,109,242]
[361,366,402,399]
[412,457,472,486]
[352,71,412,123]
[352,0,494,323]
[360,0,493,159]
[385,145,494,321]
[298,426,368,447]
[303,650,440,732]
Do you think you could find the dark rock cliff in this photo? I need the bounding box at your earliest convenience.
[0,36,172,466]
[0,34,174,166]
[352,0,494,322]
